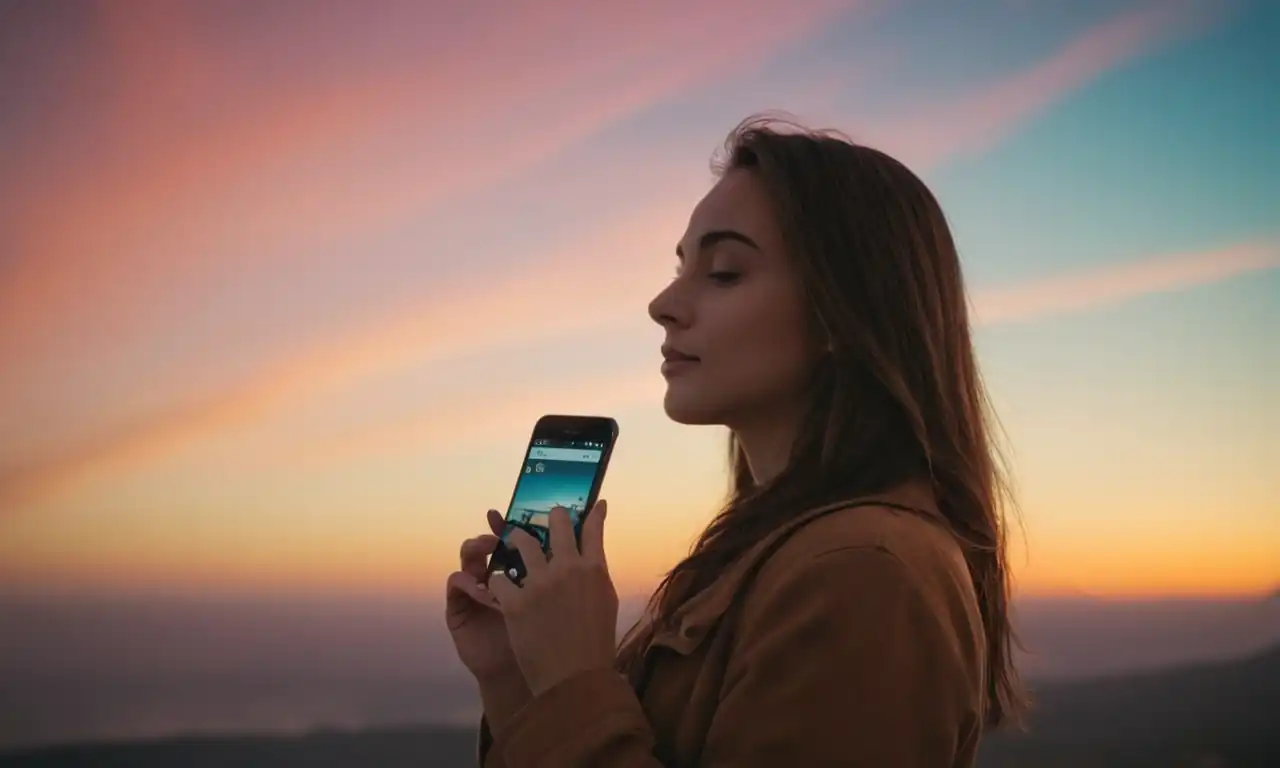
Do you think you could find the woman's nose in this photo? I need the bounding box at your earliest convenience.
[648,281,687,329]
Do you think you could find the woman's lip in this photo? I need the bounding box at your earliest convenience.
[660,358,699,377]
[660,343,698,362]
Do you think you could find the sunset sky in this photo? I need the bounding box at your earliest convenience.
[1,0,1276,602]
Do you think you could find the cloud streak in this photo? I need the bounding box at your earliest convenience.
[971,241,1280,325]
[0,0,862,367]
[291,239,1280,466]
[868,0,1224,168]
[0,200,692,511]
[294,367,667,469]
[8,235,1269,511]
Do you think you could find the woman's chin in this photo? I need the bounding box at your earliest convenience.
[662,390,726,426]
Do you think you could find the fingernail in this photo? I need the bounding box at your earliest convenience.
[476,582,488,591]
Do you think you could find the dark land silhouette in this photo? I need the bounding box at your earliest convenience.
[2,643,1276,767]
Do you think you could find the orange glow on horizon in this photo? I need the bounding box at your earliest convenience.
[0,556,1272,604]
[3,491,1273,603]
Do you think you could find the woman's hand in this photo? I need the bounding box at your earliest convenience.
[489,500,619,697]
[446,510,533,734]
[445,509,523,683]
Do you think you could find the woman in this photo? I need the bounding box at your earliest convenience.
[445,115,1026,766]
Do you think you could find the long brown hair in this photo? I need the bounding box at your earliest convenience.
[622,114,1026,728]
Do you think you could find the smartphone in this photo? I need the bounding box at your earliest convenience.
[488,414,619,583]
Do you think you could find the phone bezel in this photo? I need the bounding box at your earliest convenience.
[487,414,619,581]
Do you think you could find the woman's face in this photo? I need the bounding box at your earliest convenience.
[648,168,823,427]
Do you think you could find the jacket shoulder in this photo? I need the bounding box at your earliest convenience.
[712,503,989,764]
[748,503,984,659]
[770,502,970,582]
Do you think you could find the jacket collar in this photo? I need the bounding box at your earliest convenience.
[649,482,940,655]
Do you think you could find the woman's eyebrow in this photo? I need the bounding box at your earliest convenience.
[676,229,761,260]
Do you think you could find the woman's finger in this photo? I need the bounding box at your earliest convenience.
[459,535,500,580]
[487,508,506,536]
[445,570,499,615]
[547,506,577,561]
[580,499,608,565]
[506,526,548,578]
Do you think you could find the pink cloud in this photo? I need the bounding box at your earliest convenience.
[971,241,1279,325]
[0,0,863,369]
[0,0,867,507]
[0,199,691,511]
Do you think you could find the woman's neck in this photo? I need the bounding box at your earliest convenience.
[730,403,807,486]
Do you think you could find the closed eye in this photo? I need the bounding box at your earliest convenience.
[708,270,741,285]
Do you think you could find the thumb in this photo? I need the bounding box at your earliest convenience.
[487,508,505,536]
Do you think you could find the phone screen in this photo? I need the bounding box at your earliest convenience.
[490,416,617,580]
[502,437,604,549]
